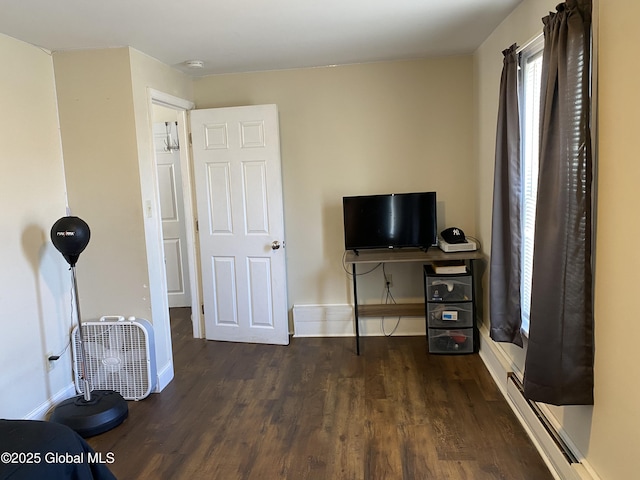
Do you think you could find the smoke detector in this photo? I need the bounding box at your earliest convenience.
[185,60,205,69]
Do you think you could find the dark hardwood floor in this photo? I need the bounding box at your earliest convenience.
[88,308,553,479]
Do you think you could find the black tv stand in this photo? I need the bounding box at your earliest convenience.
[344,248,483,355]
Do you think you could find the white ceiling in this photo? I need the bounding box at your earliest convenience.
[0,0,523,77]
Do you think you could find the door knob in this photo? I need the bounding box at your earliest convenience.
[271,240,281,250]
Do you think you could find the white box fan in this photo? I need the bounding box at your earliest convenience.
[72,316,157,401]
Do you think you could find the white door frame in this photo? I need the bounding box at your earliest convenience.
[145,88,202,342]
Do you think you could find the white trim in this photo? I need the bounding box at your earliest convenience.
[25,383,77,420]
[506,376,578,480]
[175,109,203,339]
[155,360,175,393]
[478,327,600,480]
[134,88,200,400]
[145,89,203,342]
[149,89,194,111]
[517,32,544,54]
[293,304,354,337]
[478,327,515,394]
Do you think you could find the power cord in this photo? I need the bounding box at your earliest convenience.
[342,254,401,336]
[341,250,382,276]
[466,235,482,251]
[381,264,401,336]
[48,269,75,363]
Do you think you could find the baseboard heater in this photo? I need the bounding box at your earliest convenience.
[507,372,579,465]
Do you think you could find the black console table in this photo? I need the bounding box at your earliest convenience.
[344,248,484,354]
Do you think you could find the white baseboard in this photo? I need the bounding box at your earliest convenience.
[23,362,174,419]
[25,383,76,420]
[293,304,354,337]
[292,304,427,337]
[24,364,173,420]
[478,327,601,480]
[155,361,174,392]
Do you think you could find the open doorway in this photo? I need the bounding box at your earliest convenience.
[147,90,202,343]
[143,95,288,356]
[151,104,192,309]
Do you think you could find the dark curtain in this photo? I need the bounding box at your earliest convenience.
[489,44,523,347]
[523,0,594,405]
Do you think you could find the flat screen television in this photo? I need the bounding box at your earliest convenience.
[343,191,437,252]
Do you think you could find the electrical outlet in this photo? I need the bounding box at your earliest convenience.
[386,274,393,287]
[46,353,55,372]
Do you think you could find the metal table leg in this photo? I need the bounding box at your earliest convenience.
[352,263,360,355]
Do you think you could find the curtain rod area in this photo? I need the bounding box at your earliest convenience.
[517,32,544,54]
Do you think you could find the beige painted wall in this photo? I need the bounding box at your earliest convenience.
[193,58,475,322]
[590,0,640,477]
[3,8,634,475]
[0,33,71,417]
[0,41,193,416]
[474,0,640,478]
[53,48,150,322]
[52,47,193,384]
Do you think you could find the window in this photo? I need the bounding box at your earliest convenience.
[518,36,544,335]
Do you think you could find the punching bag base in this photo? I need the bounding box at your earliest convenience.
[50,390,128,438]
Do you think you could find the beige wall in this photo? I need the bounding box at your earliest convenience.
[475,0,640,478]
[194,58,475,322]
[0,42,193,417]
[0,34,71,417]
[591,0,640,477]
[3,6,636,475]
[53,48,150,321]
[53,47,193,383]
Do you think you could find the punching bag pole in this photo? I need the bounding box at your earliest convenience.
[70,264,91,401]
[49,216,128,437]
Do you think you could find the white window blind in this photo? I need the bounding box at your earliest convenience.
[519,44,543,335]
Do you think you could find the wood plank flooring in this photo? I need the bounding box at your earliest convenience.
[88,308,553,479]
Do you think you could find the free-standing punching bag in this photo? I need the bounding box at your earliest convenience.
[49,216,128,438]
[50,216,91,267]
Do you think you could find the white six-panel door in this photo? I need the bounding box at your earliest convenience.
[154,122,191,308]
[190,105,289,345]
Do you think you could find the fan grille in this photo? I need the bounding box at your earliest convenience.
[72,320,155,400]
